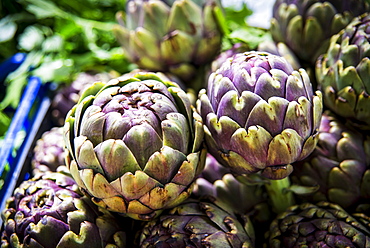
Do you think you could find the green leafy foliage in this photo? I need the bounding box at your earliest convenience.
[221,3,271,51]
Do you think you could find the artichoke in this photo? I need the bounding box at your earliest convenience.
[197,51,323,180]
[316,13,370,130]
[291,110,370,212]
[267,201,370,247]
[1,167,126,248]
[139,199,255,247]
[113,0,224,89]
[31,127,66,175]
[63,72,206,221]
[270,0,369,65]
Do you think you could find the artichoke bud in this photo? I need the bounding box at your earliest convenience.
[114,0,224,88]
[63,72,206,221]
[266,201,370,248]
[197,51,323,180]
[1,169,127,248]
[316,13,370,130]
[291,110,370,212]
[271,0,370,65]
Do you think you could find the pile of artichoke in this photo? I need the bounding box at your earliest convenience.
[2,0,370,247]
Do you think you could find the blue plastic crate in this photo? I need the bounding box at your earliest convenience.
[0,55,52,226]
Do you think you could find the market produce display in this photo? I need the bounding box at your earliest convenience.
[1,0,370,247]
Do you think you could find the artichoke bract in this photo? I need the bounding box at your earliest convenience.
[63,72,206,221]
[316,14,370,130]
[267,201,370,247]
[270,0,369,65]
[291,111,370,212]
[1,168,126,248]
[197,51,323,180]
[113,0,224,89]
[139,199,255,247]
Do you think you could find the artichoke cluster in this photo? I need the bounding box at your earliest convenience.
[2,0,370,247]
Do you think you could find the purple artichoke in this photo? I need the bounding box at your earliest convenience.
[1,167,126,248]
[197,51,323,179]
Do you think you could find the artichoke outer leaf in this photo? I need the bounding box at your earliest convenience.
[74,136,104,175]
[94,196,128,213]
[118,170,160,200]
[285,70,310,101]
[94,139,141,182]
[246,97,289,137]
[79,169,120,199]
[283,97,312,138]
[126,200,161,217]
[171,152,200,185]
[206,114,240,144]
[78,82,107,105]
[28,216,68,248]
[144,146,187,184]
[156,184,193,210]
[357,57,370,93]
[139,182,188,210]
[74,96,96,137]
[221,150,259,175]
[197,89,214,120]
[160,30,196,64]
[230,126,272,170]
[79,105,105,146]
[267,128,303,166]
[303,18,325,60]
[69,160,88,191]
[142,1,170,37]
[217,90,262,128]
[297,134,319,161]
[312,91,323,132]
[167,0,202,35]
[162,113,189,153]
[64,120,76,162]
[286,15,303,55]
[191,108,205,153]
[132,27,161,62]
[338,65,363,93]
[112,25,130,52]
[336,86,358,113]
[58,222,101,248]
[168,86,193,124]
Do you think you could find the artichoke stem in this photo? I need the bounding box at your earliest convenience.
[265,177,295,214]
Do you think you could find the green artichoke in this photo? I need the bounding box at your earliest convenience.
[113,0,224,89]
[291,110,370,212]
[267,201,370,247]
[63,72,206,221]
[316,13,370,130]
[1,167,126,248]
[270,0,369,65]
[197,51,323,180]
[139,199,255,247]
[31,127,66,175]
